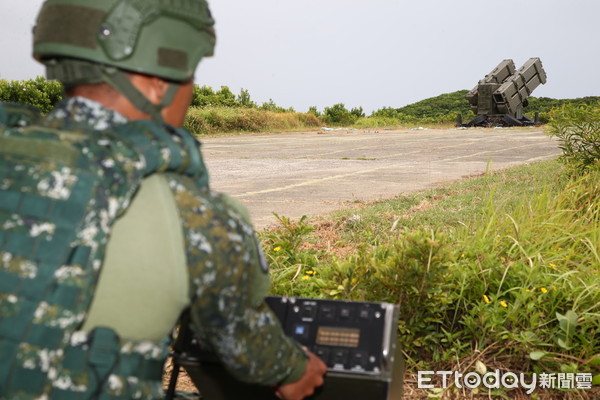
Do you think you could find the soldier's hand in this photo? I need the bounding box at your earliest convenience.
[275,350,327,400]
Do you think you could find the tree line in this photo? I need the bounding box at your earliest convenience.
[1,77,598,126]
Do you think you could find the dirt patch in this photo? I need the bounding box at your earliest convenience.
[300,220,358,259]
[401,199,433,218]
[163,357,198,393]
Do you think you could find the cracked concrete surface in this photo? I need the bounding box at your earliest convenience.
[200,127,561,229]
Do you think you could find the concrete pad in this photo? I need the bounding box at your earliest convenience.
[200,128,561,229]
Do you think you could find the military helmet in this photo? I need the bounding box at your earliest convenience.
[33,0,216,83]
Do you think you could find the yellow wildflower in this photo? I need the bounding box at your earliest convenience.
[540,287,548,294]
[483,295,491,304]
[301,275,311,280]
[499,301,508,308]
[274,246,282,252]
[525,289,531,292]
[549,263,556,268]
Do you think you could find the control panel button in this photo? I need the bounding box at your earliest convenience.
[350,350,368,370]
[358,307,371,320]
[339,306,353,320]
[293,324,310,340]
[331,348,349,369]
[313,346,330,364]
[302,305,317,320]
[318,305,335,321]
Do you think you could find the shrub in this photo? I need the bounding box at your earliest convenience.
[307,106,321,117]
[548,104,600,173]
[322,103,358,126]
[295,112,322,127]
[191,85,255,108]
[0,76,63,113]
[260,98,289,113]
[191,85,217,107]
[236,88,256,108]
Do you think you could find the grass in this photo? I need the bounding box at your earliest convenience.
[260,159,599,399]
[184,106,465,136]
[184,106,323,136]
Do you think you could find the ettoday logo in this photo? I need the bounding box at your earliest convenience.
[418,370,593,394]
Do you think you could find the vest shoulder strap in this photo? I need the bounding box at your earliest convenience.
[0,102,42,128]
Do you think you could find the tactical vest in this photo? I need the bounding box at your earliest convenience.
[0,102,208,399]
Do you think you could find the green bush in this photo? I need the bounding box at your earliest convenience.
[0,77,63,113]
[191,85,240,108]
[548,104,600,173]
[322,103,358,126]
[237,88,256,108]
[307,106,321,117]
[260,98,290,113]
[526,96,600,115]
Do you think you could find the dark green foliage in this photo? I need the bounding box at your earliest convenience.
[369,91,474,125]
[371,90,600,126]
[191,85,217,107]
[350,106,365,118]
[214,86,237,107]
[260,98,291,113]
[236,88,256,108]
[192,85,249,108]
[392,90,473,119]
[191,85,239,107]
[370,106,401,119]
[4,77,599,132]
[191,85,294,112]
[322,103,358,126]
[307,106,321,117]
[0,77,63,113]
[526,96,600,113]
[526,96,600,124]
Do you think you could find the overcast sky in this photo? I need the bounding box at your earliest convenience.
[1,0,599,113]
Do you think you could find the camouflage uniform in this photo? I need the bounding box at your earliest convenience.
[0,98,307,399]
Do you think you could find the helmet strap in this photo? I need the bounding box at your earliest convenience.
[101,67,180,125]
[46,59,181,125]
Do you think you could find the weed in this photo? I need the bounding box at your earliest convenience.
[547,104,600,174]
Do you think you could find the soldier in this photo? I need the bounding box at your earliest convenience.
[0,0,326,399]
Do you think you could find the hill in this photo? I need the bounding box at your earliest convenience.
[381,90,600,120]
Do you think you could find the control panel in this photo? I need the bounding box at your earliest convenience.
[169,296,403,400]
[265,296,398,377]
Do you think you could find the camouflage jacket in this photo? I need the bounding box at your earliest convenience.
[0,98,306,399]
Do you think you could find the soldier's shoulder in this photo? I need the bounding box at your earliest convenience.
[1,117,146,193]
[164,174,254,236]
[0,102,42,128]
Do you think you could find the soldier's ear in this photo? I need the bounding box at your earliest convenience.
[128,74,168,105]
[148,77,171,105]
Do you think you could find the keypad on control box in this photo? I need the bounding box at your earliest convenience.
[269,297,390,374]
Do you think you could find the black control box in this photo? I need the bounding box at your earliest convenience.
[169,296,403,400]
[266,297,398,377]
